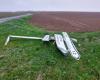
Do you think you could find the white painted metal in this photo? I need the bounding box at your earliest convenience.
[5,33,81,60]
[5,35,42,46]
[50,36,55,40]
[5,34,69,55]
[71,38,77,43]
[62,32,80,60]
[8,35,42,39]
[54,34,68,56]
[42,35,50,41]
[5,36,10,46]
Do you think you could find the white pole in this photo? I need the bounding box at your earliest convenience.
[9,35,42,40]
[5,35,42,46]
[5,36,10,46]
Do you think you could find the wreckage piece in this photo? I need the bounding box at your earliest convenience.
[42,35,50,41]
[54,34,68,56]
[5,35,50,46]
[4,33,80,60]
[4,34,68,56]
[4,34,68,55]
[71,38,77,43]
[62,32,80,60]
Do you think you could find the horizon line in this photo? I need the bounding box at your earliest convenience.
[0,10,100,13]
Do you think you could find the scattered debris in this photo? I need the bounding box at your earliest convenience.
[5,32,80,60]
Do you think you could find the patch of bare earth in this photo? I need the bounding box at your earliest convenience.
[29,12,100,32]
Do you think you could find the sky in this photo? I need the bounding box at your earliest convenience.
[0,0,100,12]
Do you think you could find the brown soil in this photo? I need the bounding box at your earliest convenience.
[29,12,100,32]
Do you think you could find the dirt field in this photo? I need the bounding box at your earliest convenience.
[30,12,100,32]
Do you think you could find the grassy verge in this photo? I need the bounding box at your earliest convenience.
[0,17,100,80]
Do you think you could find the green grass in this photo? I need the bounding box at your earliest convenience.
[0,17,100,80]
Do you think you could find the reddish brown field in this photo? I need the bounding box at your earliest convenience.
[30,12,100,32]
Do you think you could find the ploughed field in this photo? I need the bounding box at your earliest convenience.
[30,12,100,32]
